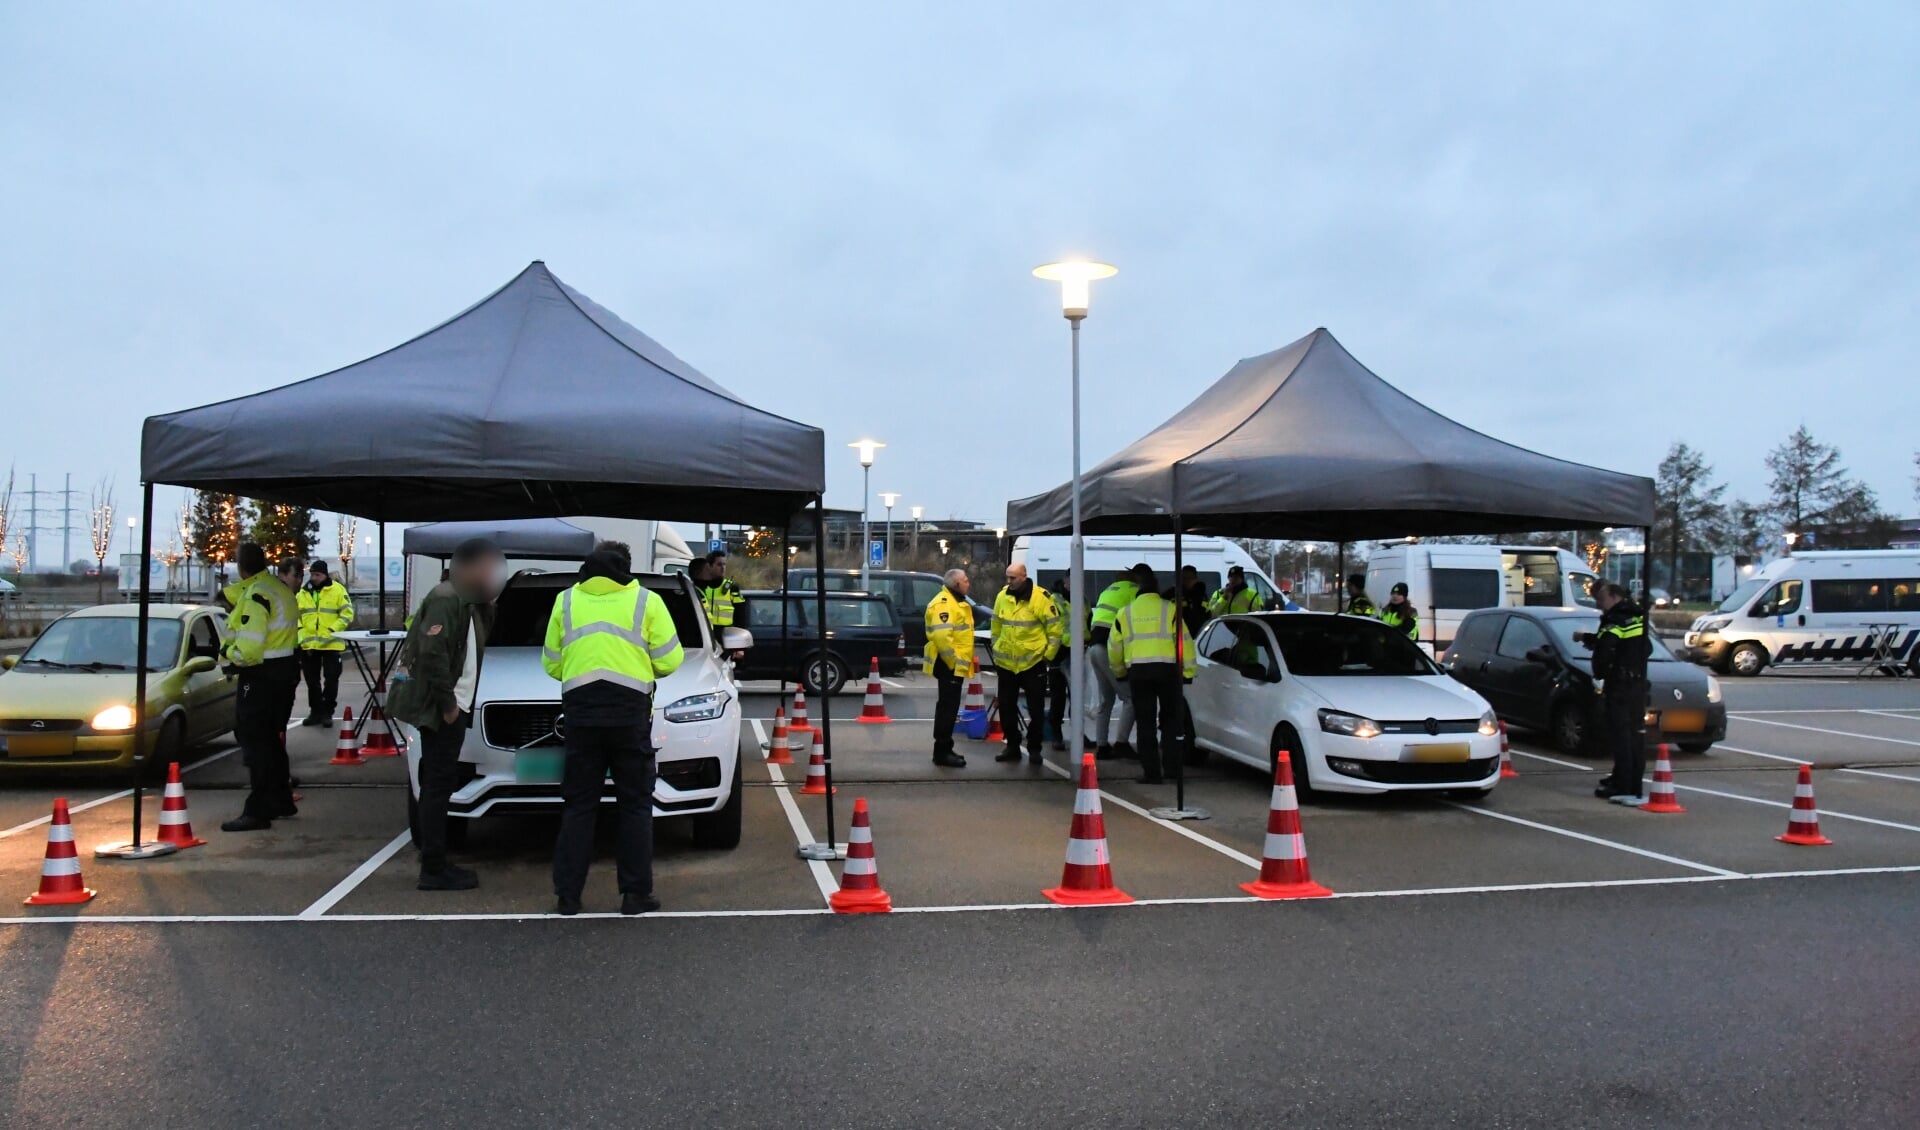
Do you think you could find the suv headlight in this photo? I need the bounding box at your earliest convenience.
[1478,710,1499,737]
[1317,709,1381,739]
[663,691,730,723]
[1707,676,1723,704]
[91,704,136,731]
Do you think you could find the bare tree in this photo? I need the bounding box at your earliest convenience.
[88,478,116,602]
[1653,442,1726,597]
[0,466,13,576]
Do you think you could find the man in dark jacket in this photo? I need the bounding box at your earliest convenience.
[1589,583,1653,805]
[1165,564,1211,638]
[388,538,504,890]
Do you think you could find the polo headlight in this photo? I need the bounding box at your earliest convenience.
[1707,676,1723,704]
[663,691,730,723]
[1317,709,1381,739]
[91,704,136,732]
[1478,710,1499,737]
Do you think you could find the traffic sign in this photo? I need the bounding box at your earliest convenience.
[708,538,725,554]
[870,540,885,567]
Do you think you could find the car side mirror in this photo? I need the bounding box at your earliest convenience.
[719,627,754,651]
[182,655,218,675]
[1525,646,1556,665]
[0,655,16,671]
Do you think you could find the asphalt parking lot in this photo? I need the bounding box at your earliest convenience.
[2,668,1917,1126]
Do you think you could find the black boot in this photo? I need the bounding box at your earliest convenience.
[221,813,272,832]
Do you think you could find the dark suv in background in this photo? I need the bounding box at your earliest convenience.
[786,568,993,653]
[736,590,907,694]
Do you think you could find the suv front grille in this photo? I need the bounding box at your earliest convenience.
[483,703,563,750]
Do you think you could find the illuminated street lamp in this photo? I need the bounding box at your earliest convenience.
[910,505,923,559]
[849,440,884,588]
[1032,258,1117,761]
[879,492,900,570]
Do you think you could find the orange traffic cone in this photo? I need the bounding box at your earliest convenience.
[984,697,1006,743]
[1642,744,1686,814]
[829,797,892,913]
[1042,754,1132,905]
[330,706,366,766]
[790,688,814,734]
[799,730,835,796]
[1240,750,1333,899]
[766,706,794,765]
[1498,721,1518,779]
[361,693,399,756]
[1777,765,1832,845]
[856,658,892,724]
[156,762,208,849]
[962,670,986,713]
[24,799,95,906]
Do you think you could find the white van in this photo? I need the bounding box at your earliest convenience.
[1365,543,1598,652]
[1011,535,1291,611]
[1684,550,1920,676]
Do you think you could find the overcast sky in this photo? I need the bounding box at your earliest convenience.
[3,4,1916,564]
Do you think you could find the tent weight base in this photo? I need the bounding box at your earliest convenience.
[797,843,844,862]
[94,840,180,860]
[1149,806,1211,821]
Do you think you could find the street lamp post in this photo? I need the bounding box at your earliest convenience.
[849,440,884,589]
[879,492,899,570]
[910,505,923,561]
[1033,259,1117,766]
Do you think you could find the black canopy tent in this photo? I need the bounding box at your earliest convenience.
[402,519,598,560]
[1005,328,1655,818]
[116,262,838,859]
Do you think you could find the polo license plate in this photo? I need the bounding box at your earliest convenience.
[5,735,75,758]
[1407,742,1470,763]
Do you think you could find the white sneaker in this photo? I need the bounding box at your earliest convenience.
[1610,794,1648,807]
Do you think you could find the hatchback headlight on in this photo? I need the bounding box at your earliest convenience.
[1707,676,1723,704]
[1317,709,1381,739]
[91,704,136,732]
[663,691,730,723]
[1478,710,1499,737]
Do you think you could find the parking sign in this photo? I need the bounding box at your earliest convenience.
[708,538,725,555]
[870,540,885,567]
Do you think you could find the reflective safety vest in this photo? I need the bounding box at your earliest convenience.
[923,587,975,677]
[1109,592,1196,679]
[297,581,356,651]
[223,573,299,667]
[1379,603,1419,641]
[991,585,1063,674]
[1347,592,1378,618]
[542,576,685,697]
[700,579,743,628]
[1091,579,1140,636]
[1206,585,1264,617]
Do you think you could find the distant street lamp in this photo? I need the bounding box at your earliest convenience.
[1032,258,1117,761]
[848,440,884,588]
[879,492,900,570]
[910,505,924,559]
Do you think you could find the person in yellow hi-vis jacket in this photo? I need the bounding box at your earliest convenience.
[296,559,356,726]
[542,547,684,916]
[923,568,975,769]
[990,562,1062,765]
[1108,567,1196,786]
[218,543,301,832]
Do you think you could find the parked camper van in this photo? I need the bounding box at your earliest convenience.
[1365,543,1598,652]
[1684,550,1920,677]
[1010,535,1288,613]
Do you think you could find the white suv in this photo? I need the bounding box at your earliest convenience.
[398,570,747,850]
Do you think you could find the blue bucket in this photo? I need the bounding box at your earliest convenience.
[958,707,990,740]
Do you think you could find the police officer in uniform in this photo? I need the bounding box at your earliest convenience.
[1589,582,1653,804]
[698,550,743,633]
[924,568,975,768]
[297,559,356,725]
[1206,565,1264,618]
[1378,582,1419,641]
[1108,567,1197,785]
[1345,572,1377,617]
[220,543,302,832]
[1088,567,1144,759]
[990,563,1063,764]
[544,548,685,915]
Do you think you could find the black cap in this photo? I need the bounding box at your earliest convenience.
[309,560,330,575]
[1391,581,1409,596]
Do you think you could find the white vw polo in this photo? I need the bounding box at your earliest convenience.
[1188,612,1502,796]
[397,570,748,849]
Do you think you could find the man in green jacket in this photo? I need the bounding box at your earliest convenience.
[389,537,504,891]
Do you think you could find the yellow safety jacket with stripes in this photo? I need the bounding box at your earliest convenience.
[1206,585,1265,616]
[1108,591,1196,679]
[222,573,299,667]
[297,580,356,652]
[1090,578,1140,646]
[542,576,685,702]
[923,587,975,677]
[1347,592,1378,618]
[700,579,743,628]
[990,584,1063,674]
[1378,603,1419,641]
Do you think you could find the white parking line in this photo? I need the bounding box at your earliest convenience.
[763,758,838,904]
[299,830,413,919]
[1446,802,1742,877]
[880,678,906,688]
[1862,710,1920,723]
[1713,743,1808,765]
[1732,716,1920,748]
[1667,781,1920,835]
[1512,750,1595,771]
[0,748,237,840]
[1039,758,1264,871]
[11,864,1920,925]
[1841,767,1920,784]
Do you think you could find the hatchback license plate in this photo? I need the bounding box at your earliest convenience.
[5,735,75,758]
[1659,709,1707,733]
[1407,742,1470,763]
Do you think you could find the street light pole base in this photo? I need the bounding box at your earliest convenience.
[797,843,844,862]
[1149,806,1212,822]
[93,840,180,860]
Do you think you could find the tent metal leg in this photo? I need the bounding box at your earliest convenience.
[1336,542,1347,613]
[377,522,387,629]
[1151,519,1209,822]
[97,481,178,860]
[798,497,842,862]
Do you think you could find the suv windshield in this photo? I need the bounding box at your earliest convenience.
[1266,616,1438,677]
[487,577,705,649]
[21,617,182,671]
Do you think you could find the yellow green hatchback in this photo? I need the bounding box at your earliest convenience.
[0,604,237,774]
